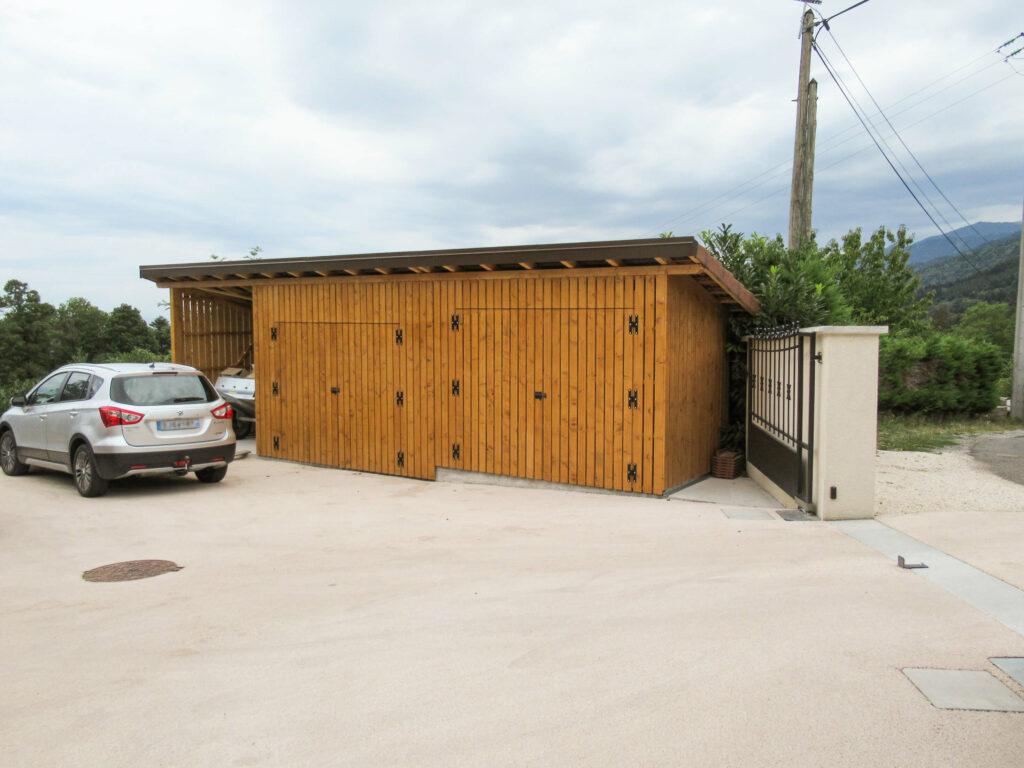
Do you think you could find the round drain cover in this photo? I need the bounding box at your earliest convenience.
[82,560,183,582]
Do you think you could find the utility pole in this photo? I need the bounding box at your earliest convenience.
[1012,196,1024,419]
[788,9,818,251]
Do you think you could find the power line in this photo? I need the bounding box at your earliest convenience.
[810,39,985,275]
[817,23,990,250]
[648,40,1012,237]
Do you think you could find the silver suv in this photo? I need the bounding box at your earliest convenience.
[0,363,236,497]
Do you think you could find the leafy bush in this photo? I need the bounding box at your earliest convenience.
[879,333,1002,413]
[96,348,171,364]
[0,377,37,411]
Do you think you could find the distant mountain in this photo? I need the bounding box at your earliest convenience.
[908,221,1021,265]
[915,232,1020,318]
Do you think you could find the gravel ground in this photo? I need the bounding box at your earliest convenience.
[876,432,1024,590]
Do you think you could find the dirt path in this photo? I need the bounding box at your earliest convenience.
[875,432,1024,591]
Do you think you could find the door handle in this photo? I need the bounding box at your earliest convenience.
[534,391,547,400]
[69,411,78,418]
[330,387,340,395]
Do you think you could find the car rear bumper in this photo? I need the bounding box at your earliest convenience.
[93,444,236,480]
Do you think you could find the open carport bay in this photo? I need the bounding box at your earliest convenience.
[2,458,1023,767]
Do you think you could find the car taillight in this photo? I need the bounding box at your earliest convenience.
[99,406,144,428]
[211,403,233,420]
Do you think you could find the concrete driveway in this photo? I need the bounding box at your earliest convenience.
[2,455,1023,766]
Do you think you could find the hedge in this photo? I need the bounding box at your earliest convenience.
[879,333,1002,413]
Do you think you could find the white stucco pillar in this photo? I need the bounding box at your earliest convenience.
[802,326,887,520]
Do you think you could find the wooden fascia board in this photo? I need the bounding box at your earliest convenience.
[154,263,705,291]
[690,245,760,314]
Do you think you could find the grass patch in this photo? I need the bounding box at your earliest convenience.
[878,412,1023,452]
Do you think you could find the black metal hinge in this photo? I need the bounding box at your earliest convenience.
[272,381,279,396]
[628,315,639,335]
[452,443,460,461]
[451,379,460,396]
[627,463,638,483]
[451,314,460,331]
[627,389,638,409]
[396,390,404,406]
[270,326,278,341]
[395,328,403,345]
[397,451,405,467]
[273,436,280,451]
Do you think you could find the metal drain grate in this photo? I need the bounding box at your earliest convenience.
[82,560,183,582]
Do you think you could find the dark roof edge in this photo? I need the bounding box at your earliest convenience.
[139,237,699,280]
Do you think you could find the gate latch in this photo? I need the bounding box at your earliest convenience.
[272,381,279,396]
[534,391,547,400]
[628,315,639,335]
[627,463,638,483]
[396,390,404,406]
[627,389,638,409]
[451,379,460,396]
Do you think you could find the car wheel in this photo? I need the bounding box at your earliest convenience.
[73,445,108,497]
[196,465,228,484]
[0,431,29,476]
[232,414,252,439]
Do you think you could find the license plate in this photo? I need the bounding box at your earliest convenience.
[157,419,200,431]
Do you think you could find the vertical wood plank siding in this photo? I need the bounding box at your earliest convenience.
[171,270,726,495]
[662,276,726,491]
[170,288,253,383]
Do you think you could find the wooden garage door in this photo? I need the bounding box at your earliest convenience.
[439,275,655,493]
[257,280,435,479]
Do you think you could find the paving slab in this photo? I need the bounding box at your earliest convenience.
[903,668,1024,712]
[669,475,779,508]
[720,506,777,520]
[833,519,1024,638]
[991,657,1024,688]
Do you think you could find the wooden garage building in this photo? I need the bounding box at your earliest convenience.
[140,238,758,496]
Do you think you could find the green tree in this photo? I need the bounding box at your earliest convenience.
[952,302,1015,359]
[54,297,109,362]
[823,226,931,333]
[701,225,850,328]
[0,279,59,386]
[149,316,172,355]
[102,304,154,355]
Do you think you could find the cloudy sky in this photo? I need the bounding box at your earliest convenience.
[2,0,1022,319]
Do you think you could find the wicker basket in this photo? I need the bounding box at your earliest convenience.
[711,450,745,479]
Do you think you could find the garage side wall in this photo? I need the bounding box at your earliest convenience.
[663,276,726,491]
[170,288,254,383]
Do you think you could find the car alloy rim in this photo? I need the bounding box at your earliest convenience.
[0,436,13,471]
[74,452,91,489]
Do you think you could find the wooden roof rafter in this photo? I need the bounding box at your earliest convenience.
[141,237,759,314]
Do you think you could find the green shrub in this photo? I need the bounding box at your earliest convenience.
[879,333,1002,413]
[96,348,171,364]
[0,377,37,410]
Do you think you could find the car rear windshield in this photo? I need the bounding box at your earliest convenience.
[110,374,216,406]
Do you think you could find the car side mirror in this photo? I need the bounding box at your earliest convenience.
[10,395,26,407]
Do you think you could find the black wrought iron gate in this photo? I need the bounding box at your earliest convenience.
[746,325,817,505]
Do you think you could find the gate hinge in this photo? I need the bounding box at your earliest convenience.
[397,451,405,467]
[451,379,460,396]
[452,443,460,461]
[813,352,823,363]
[451,313,460,331]
[396,390,404,406]
[395,328,403,345]
[270,326,278,341]
[627,463,638,483]
[273,436,280,451]
[272,381,279,396]
[628,315,639,335]
[627,389,638,409]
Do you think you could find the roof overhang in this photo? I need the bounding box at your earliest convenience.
[140,237,759,314]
